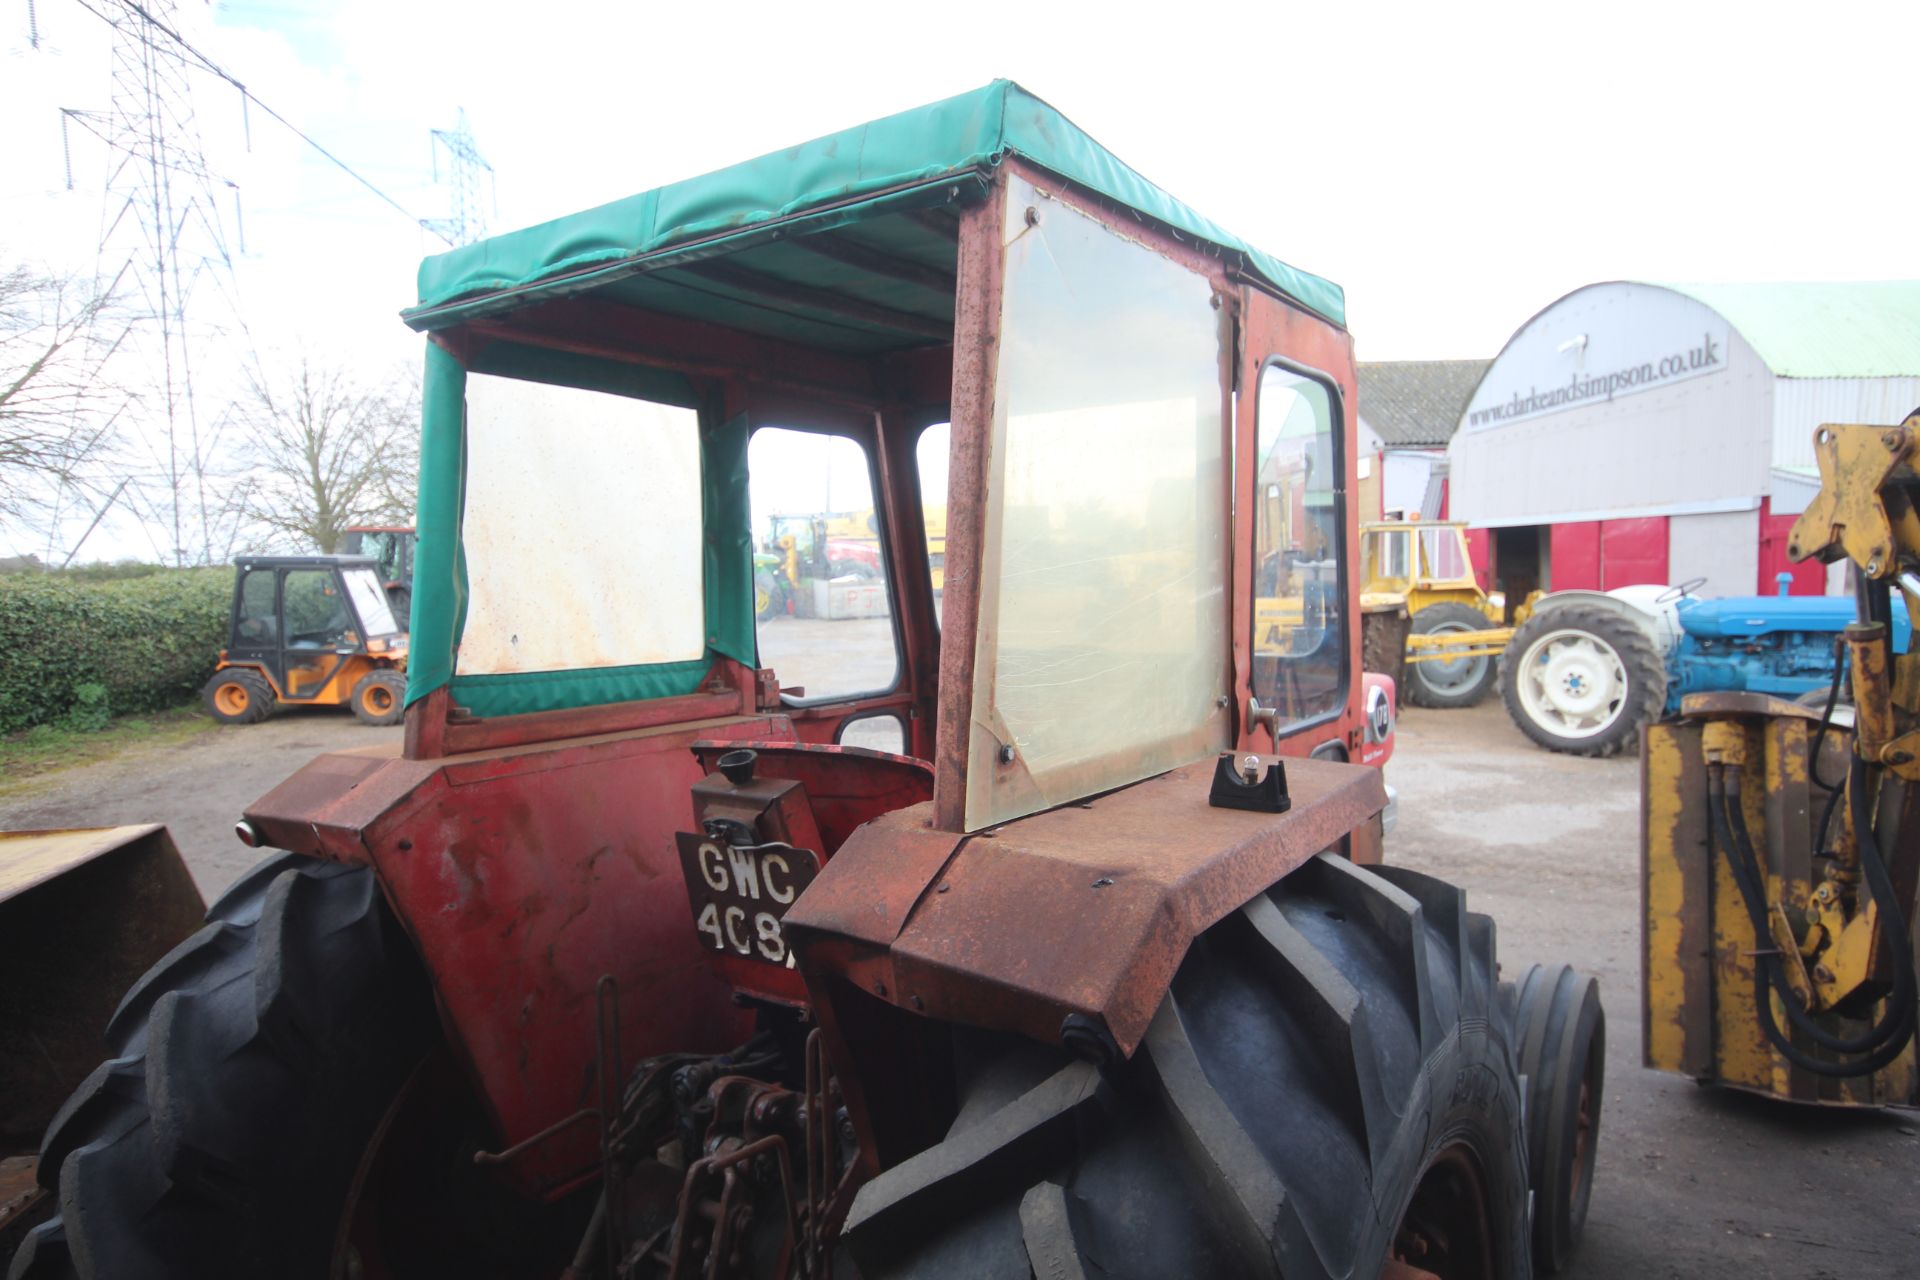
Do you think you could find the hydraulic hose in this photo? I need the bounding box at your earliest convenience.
[1809,641,1848,849]
[1707,763,1916,1076]
[1728,767,1913,1051]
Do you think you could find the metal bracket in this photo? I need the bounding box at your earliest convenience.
[1789,420,1917,577]
[1208,752,1291,814]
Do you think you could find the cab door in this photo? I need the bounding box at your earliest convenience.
[1233,286,1364,759]
[276,565,355,701]
[228,564,282,690]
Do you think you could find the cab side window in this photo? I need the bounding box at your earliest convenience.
[237,569,277,644]
[1251,364,1345,727]
[916,423,950,626]
[283,570,351,648]
[747,427,900,702]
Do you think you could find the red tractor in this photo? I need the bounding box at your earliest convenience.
[12,83,1601,1279]
[340,524,416,621]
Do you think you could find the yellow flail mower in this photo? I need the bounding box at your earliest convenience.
[1642,416,1919,1104]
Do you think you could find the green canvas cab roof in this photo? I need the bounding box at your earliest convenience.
[402,80,1345,342]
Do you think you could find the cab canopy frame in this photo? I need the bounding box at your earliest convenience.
[398,79,1362,834]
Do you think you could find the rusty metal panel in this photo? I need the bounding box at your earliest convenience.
[930,178,1007,832]
[795,755,1384,1058]
[783,806,964,955]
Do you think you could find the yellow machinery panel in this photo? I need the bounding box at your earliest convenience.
[1642,701,1918,1105]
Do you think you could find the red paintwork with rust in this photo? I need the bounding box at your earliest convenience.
[245,716,793,1197]
[787,755,1384,1048]
[785,754,1386,1161]
[682,741,933,1007]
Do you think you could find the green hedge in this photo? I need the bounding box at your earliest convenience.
[0,568,232,734]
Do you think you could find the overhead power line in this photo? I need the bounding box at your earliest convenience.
[68,0,444,241]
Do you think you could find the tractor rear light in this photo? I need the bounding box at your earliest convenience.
[234,820,261,848]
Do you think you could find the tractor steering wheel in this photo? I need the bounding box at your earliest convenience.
[1655,577,1708,604]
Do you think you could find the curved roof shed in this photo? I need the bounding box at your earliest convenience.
[1449,280,1920,529]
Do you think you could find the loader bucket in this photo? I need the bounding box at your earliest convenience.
[0,827,204,1152]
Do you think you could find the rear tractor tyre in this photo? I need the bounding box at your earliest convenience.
[1513,964,1604,1275]
[1362,607,1411,691]
[755,569,782,622]
[1500,604,1665,757]
[1404,602,1500,709]
[843,855,1532,1280]
[8,855,433,1280]
[384,585,413,629]
[350,668,408,726]
[201,667,274,725]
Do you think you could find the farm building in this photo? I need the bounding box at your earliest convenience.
[1355,360,1489,520]
[1448,281,1920,599]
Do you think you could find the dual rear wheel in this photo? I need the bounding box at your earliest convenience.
[12,853,1601,1279]
[846,855,1600,1279]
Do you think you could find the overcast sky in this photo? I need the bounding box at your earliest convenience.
[3,0,1916,557]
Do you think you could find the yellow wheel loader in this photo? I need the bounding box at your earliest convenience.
[1360,520,1530,710]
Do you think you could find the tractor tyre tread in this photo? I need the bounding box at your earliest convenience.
[1513,964,1605,1275]
[1499,604,1665,757]
[349,668,407,727]
[200,668,274,725]
[842,853,1532,1280]
[1404,602,1500,709]
[1361,609,1410,692]
[12,855,431,1280]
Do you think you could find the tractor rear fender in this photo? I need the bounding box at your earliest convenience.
[232,716,934,1201]
[236,715,797,1199]
[784,754,1387,1167]
[1528,588,1679,656]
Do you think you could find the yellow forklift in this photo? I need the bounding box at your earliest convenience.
[1642,415,1919,1103]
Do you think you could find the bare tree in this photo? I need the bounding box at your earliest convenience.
[238,359,418,553]
[0,262,131,522]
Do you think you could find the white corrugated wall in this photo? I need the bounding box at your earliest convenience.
[1770,378,1920,472]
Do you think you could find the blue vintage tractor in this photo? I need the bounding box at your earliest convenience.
[1499,575,1908,756]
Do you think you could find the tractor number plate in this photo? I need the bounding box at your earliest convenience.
[675,832,820,968]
